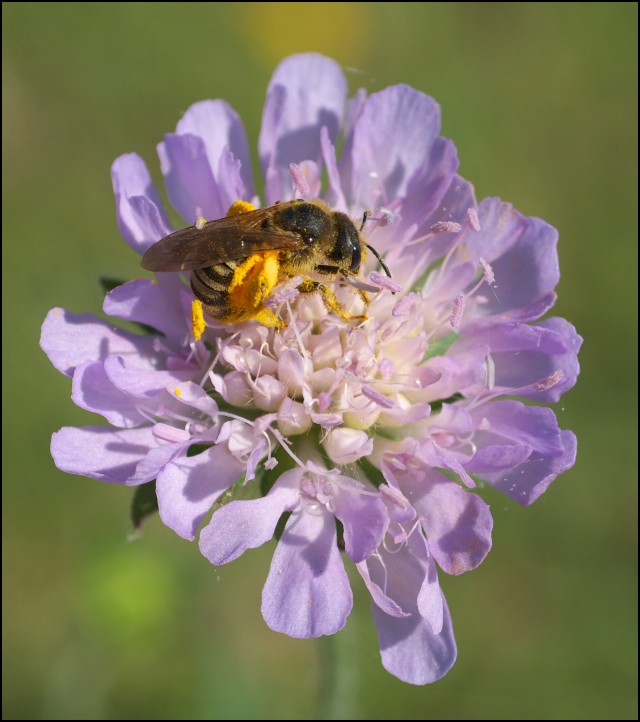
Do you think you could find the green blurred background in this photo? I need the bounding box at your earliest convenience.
[3,3,637,719]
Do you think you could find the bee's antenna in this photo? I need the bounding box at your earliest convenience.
[366,244,392,279]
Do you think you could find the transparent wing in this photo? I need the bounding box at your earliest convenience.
[140,207,303,272]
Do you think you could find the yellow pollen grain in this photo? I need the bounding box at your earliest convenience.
[173,387,183,398]
[191,299,206,341]
[226,200,256,217]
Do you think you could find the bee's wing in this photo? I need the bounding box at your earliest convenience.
[141,209,303,272]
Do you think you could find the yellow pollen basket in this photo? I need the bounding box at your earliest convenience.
[191,299,206,341]
[223,251,284,327]
[220,200,285,328]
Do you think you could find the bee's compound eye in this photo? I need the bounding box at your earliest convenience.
[330,217,362,271]
[349,239,362,272]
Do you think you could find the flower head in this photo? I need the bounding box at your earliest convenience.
[41,53,581,685]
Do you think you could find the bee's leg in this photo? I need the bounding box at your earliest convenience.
[296,280,367,322]
[339,269,372,305]
[315,265,370,305]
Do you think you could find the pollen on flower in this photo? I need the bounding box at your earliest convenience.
[226,200,256,217]
[195,216,207,230]
[173,386,183,398]
[191,299,206,341]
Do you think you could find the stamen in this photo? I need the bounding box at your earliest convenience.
[536,370,564,391]
[285,300,309,358]
[288,163,311,198]
[200,334,237,387]
[479,257,495,286]
[449,294,465,329]
[467,207,481,232]
[271,428,307,469]
[375,207,396,226]
[430,221,463,234]
[152,422,191,444]
[392,292,420,317]
[264,277,302,308]
[361,384,395,409]
[369,272,402,293]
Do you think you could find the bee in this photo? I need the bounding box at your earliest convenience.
[141,199,391,328]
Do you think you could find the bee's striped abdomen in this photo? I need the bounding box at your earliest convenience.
[190,261,239,311]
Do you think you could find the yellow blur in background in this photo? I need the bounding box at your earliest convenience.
[3,3,637,719]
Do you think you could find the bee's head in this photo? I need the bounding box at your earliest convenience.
[329,214,363,272]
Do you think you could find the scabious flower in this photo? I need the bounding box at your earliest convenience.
[41,53,581,685]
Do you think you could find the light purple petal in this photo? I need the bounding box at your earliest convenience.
[400,468,493,575]
[343,84,441,213]
[157,444,244,541]
[261,504,352,637]
[331,478,387,563]
[370,527,445,634]
[416,441,476,489]
[465,444,533,474]
[469,198,560,322]
[168,381,219,418]
[199,469,301,565]
[103,279,189,340]
[393,175,476,289]
[158,133,224,224]
[416,553,444,634]
[478,430,577,506]
[259,53,346,204]
[356,561,410,618]
[40,308,156,378]
[320,126,347,211]
[372,593,457,685]
[175,99,254,200]
[323,427,373,464]
[534,317,583,401]
[51,426,155,484]
[71,361,146,428]
[127,438,189,486]
[418,344,489,402]
[111,154,172,254]
[455,319,582,401]
[469,400,565,457]
[104,355,194,398]
[217,148,248,211]
[400,139,460,232]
